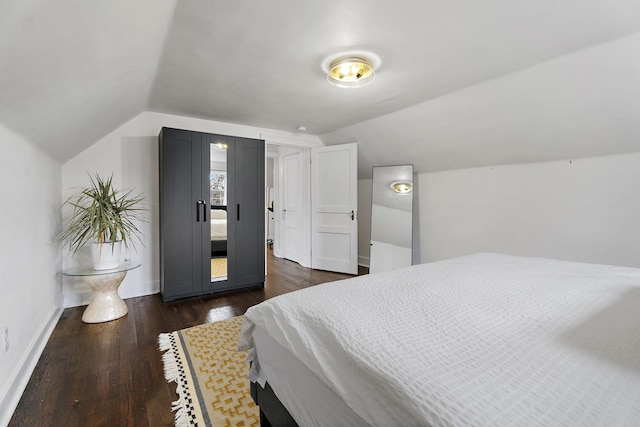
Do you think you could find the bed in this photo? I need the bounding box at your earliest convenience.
[210,207,227,256]
[238,252,640,426]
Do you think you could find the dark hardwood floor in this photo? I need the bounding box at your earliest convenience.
[9,249,365,427]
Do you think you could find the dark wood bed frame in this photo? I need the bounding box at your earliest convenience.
[251,381,299,427]
[210,239,227,257]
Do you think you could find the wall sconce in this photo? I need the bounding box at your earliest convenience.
[391,181,412,194]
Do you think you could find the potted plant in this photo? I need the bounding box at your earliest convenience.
[57,173,145,270]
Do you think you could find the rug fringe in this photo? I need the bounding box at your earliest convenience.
[158,332,172,351]
[159,333,180,384]
[172,387,191,427]
[159,332,191,427]
[161,351,179,383]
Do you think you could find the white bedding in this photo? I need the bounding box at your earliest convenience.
[210,209,227,240]
[252,325,369,426]
[238,253,640,426]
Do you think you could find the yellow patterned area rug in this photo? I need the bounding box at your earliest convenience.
[211,257,227,278]
[159,316,259,427]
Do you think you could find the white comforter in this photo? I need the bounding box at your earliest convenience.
[210,218,226,240]
[210,209,227,240]
[238,253,640,426]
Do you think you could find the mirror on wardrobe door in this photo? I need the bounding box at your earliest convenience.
[369,165,413,274]
[210,140,228,282]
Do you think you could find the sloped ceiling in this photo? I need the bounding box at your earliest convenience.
[0,1,176,162]
[2,1,640,176]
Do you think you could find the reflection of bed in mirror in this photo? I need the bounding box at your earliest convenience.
[210,206,227,256]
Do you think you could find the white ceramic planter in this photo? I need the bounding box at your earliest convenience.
[91,241,122,270]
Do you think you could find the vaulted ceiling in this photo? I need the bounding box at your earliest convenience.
[2,0,640,176]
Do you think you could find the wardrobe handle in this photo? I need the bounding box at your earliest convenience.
[237,204,240,221]
[196,200,206,222]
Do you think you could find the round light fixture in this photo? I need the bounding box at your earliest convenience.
[391,181,412,194]
[321,50,381,89]
[328,57,374,88]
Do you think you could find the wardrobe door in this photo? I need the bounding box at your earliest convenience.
[209,135,265,292]
[159,128,210,301]
[233,137,266,287]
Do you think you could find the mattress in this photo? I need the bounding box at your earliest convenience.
[210,208,227,240]
[251,325,368,426]
[239,253,640,426]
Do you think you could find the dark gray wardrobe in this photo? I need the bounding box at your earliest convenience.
[159,127,265,302]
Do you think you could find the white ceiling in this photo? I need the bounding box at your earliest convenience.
[2,0,640,177]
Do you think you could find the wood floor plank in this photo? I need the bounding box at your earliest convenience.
[8,249,364,426]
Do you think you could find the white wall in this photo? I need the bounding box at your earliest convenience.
[61,111,322,306]
[0,124,63,426]
[418,153,640,267]
[358,153,640,269]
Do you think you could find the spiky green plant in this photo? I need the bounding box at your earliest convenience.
[57,173,146,255]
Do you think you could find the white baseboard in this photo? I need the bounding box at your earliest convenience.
[0,301,63,427]
[119,280,159,300]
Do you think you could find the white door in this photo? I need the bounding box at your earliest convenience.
[311,143,358,274]
[283,152,302,263]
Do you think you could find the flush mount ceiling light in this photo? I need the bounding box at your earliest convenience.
[321,50,381,88]
[391,181,412,194]
[214,142,228,150]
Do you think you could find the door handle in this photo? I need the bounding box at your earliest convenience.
[196,200,206,222]
[237,204,240,221]
[351,210,355,220]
